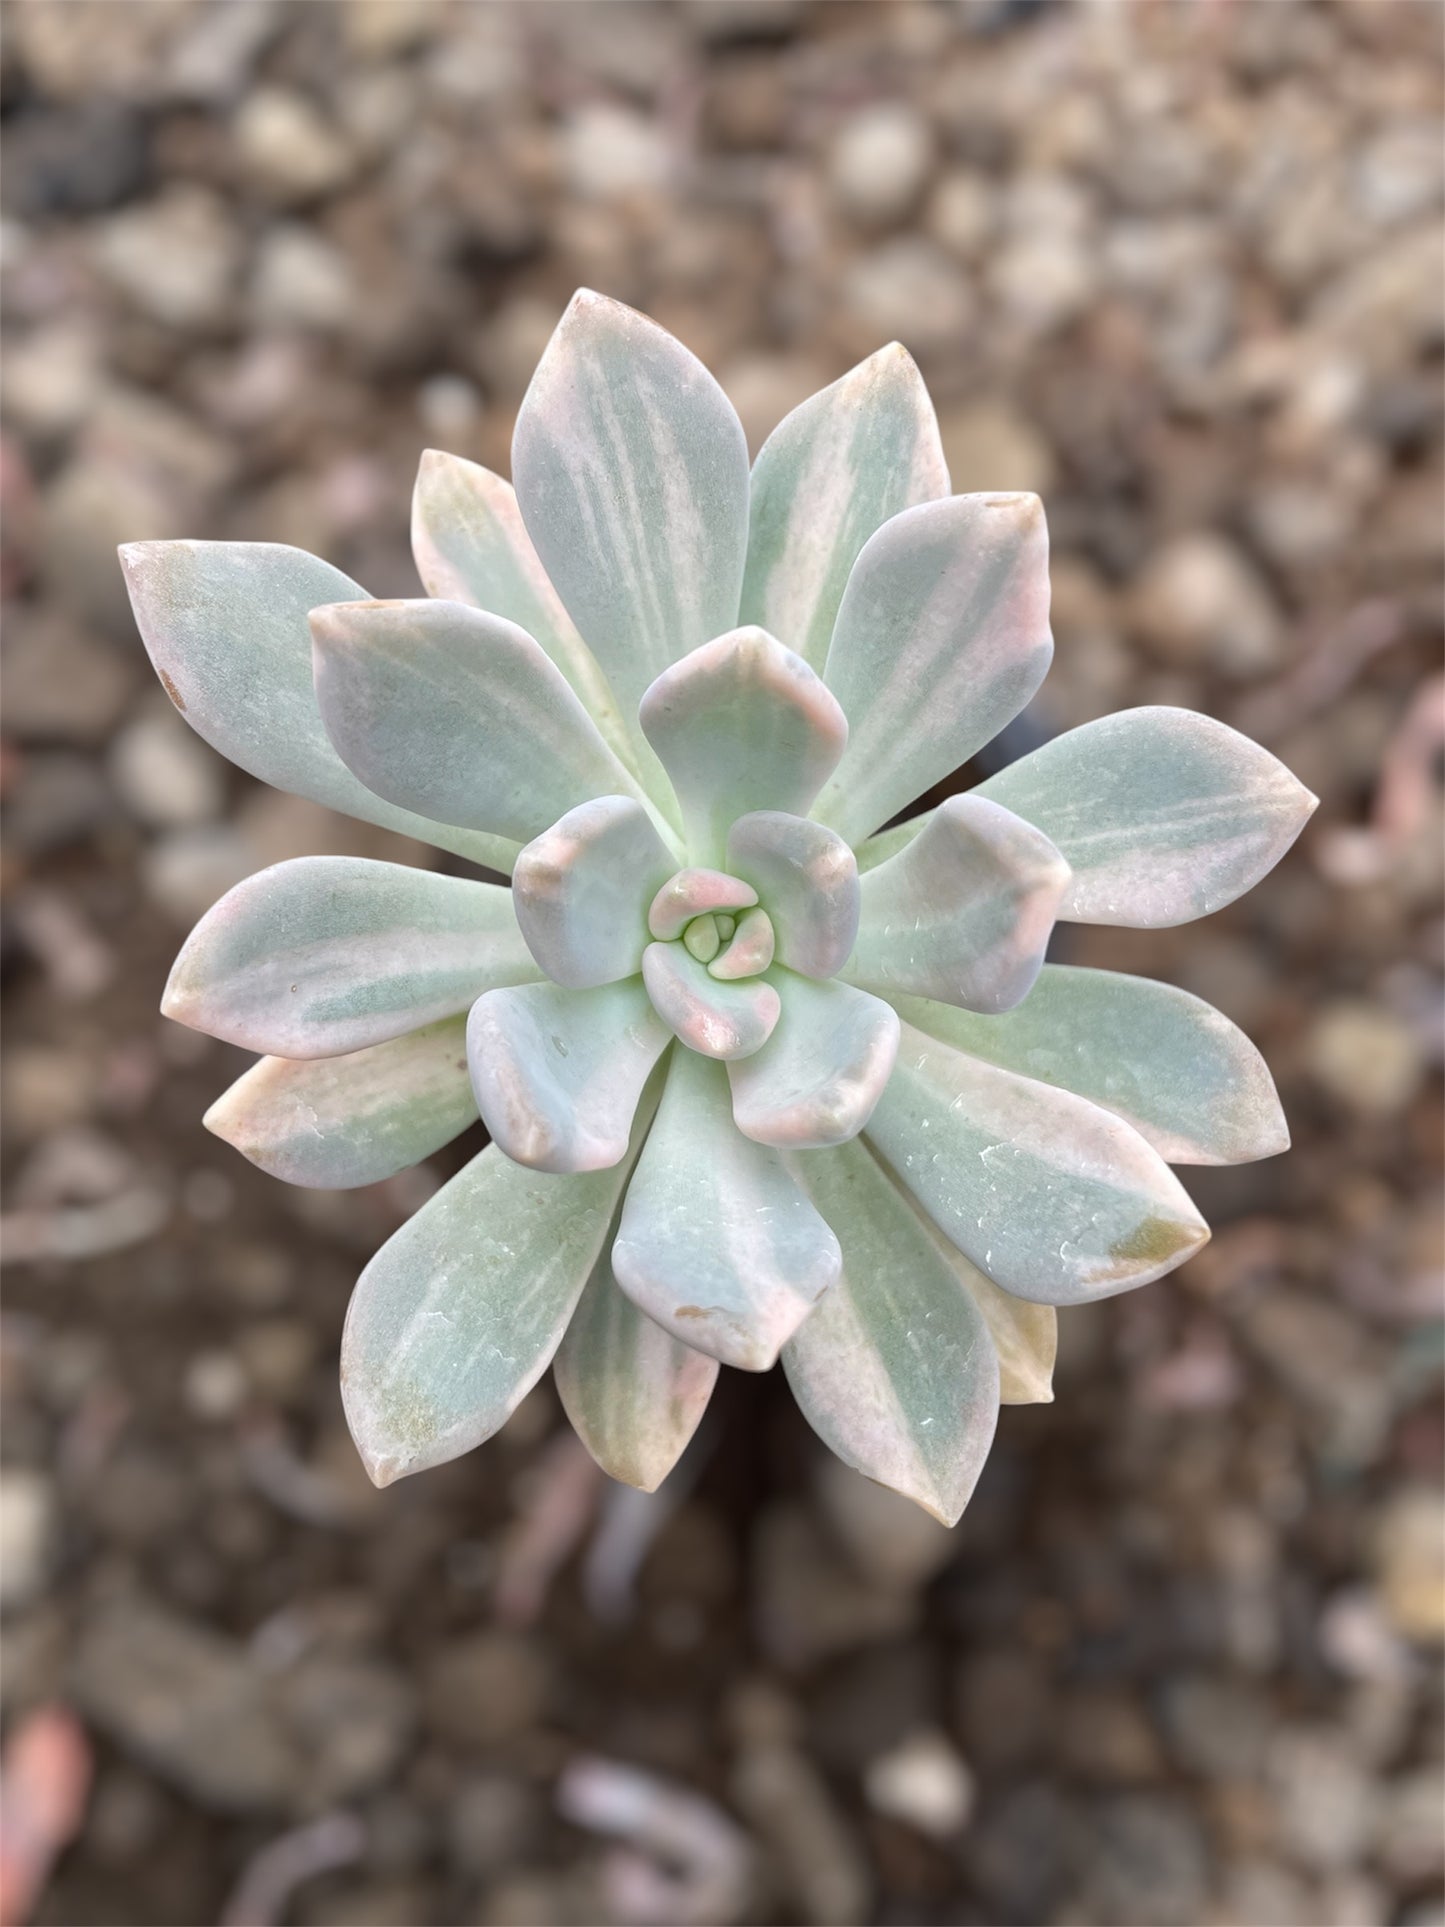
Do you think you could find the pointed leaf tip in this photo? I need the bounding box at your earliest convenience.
[815,493,1053,845]
[741,341,948,670]
[640,628,847,865]
[119,538,519,871]
[512,287,750,741]
[978,706,1319,928]
[340,1145,631,1485]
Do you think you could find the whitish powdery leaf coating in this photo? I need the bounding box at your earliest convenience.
[134,288,1308,1525]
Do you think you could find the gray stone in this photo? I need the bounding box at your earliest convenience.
[97,188,242,330]
[1076,1794,1209,1927]
[829,103,933,227]
[447,1773,542,1878]
[969,1782,1075,1921]
[142,825,255,924]
[1159,1673,1271,1782]
[6,752,114,854]
[752,1503,917,1670]
[421,1631,548,1746]
[1129,533,1283,678]
[1,609,133,742]
[562,104,670,200]
[0,1470,57,1612]
[109,707,226,827]
[280,1653,417,1803]
[250,225,357,332]
[72,1596,299,1811]
[233,88,357,202]
[1374,1766,1445,1885]
[842,239,974,355]
[1268,1726,1377,1872]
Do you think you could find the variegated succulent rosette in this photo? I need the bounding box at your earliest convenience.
[123,291,1316,1524]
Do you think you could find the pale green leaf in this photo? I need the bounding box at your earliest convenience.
[310,598,653,846]
[977,707,1319,926]
[866,1022,1209,1305]
[512,797,676,990]
[784,1137,999,1526]
[341,1144,633,1486]
[639,628,847,866]
[163,857,539,1058]
[847,795,1068,1013]
[813,494,1053,846]
[741,343,948,670]
[204,1018,476,1189]
[555,1255,718,1491]
[641,942,780,1061]
[725,812,859,980]
[885,966,1289,1165]
[612,1047,841,1370]
[729,973,899,1150]
[511,289,750,775]
[467,979,671,1174]
[119,540,518,873]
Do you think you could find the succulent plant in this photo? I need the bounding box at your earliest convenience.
[122,291,1316,1524]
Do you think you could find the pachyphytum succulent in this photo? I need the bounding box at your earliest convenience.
[122,290,1316,1524]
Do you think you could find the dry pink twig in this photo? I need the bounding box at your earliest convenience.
[0,1707,92,1927]
[494,1428,605,1628]
[218,1812,366,1927]
[557,1755,752,1927]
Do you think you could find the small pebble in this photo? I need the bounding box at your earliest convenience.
[864,1728,974,1837]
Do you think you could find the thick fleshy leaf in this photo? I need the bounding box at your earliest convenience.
[683,915,721,963]
[955,1258,1056,1406]
[411,451,622,736]
[467,979,670,1174]
[204,1018,476,1189]
[163,857,539,1058]
[885,967,1289,1165]
[511,289,750,773]
[642,943,780,1061]
[647,868,758,940]
[311,598,651,846]
[554,1253,718,1491]
[976,708,1319,927]
[640,629,848,865]
[866,1023,1210,1305]
[729,974,899,1150]
[709,906,776,981]
[341,1142,634,1486]
[613,1047,841,1370]
[855,813,923,876]
[813,494,1053,846]
[513,798,675,990]
[875,1161,1057,1404]
[784,1137,998,1526]
[119,541,519,873]
[740,343,949,671]
[847,795,1069,1013]
[725,812,859,980]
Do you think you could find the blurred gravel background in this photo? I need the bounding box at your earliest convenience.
[1,3,1442,1924]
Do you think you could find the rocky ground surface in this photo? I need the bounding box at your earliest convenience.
[1,2,1442,1923]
